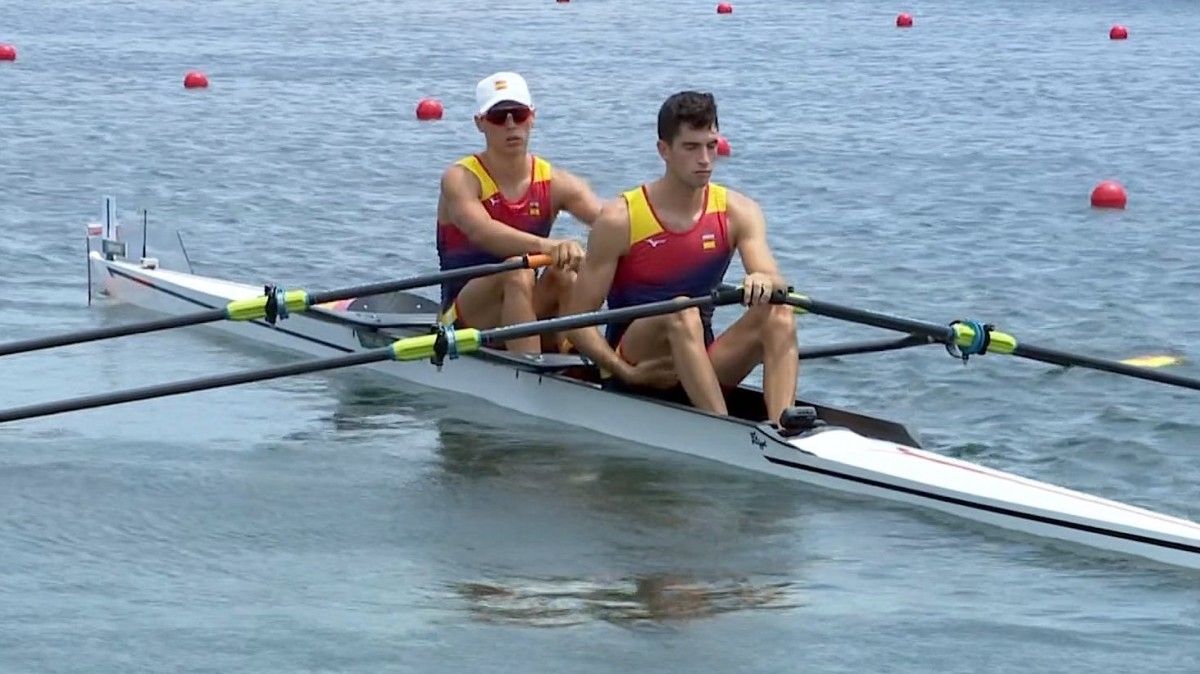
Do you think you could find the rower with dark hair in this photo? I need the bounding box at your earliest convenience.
[563,91,800,424]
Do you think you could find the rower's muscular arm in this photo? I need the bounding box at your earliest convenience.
[563,199,630,377]
[553,168,603,227]
[441,165,558,258]
[727,190,787,289]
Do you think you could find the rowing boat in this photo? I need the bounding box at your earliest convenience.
[77,215,1200,571]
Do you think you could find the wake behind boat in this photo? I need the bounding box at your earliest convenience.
[46,208,1200,571]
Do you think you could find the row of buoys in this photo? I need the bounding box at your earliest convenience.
[893,14,1129,37]
[0,29,1126,199]
[3,45,209,81]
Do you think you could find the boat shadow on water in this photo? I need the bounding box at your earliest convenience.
[324,378,1200,598]
[326,382,822,626]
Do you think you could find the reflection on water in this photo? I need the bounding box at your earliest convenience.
[322,380,445,433]
[320,379,821,541]
[324,380,822,624]
[452,573,803,628]
[430,413,811,539]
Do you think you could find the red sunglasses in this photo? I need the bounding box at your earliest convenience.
[483,105,532,125]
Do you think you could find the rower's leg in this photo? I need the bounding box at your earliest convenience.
[532,267,577,352]
[709,304,798,423]
[452,267,540,352]
[620,307,727,415]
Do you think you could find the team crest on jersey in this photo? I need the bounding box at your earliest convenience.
[528,201,541,217]
[702,233,717,250]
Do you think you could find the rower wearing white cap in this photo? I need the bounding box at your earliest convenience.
[435,71,602,353]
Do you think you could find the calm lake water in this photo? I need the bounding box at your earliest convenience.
[2,0,1199,671]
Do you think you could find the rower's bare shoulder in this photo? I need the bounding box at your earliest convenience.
[439,163,478,196]
[586,197,632,254]
[723,188,766,222]
[594,196,631,231]
[549,166,595,202]
[550,165,583,187]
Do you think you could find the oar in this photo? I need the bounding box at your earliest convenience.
[0,254,551,358]
[779,291,1200,392]
[798,335,933,360]
[727,282,1181,369]
[0,287,748,425]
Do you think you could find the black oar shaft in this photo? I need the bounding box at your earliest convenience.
[790,296,956,343]
[0,348,393,424]
[0,255,548,359]
[785,294,1200,392]
[483,287,745,344]
[799,335,932,360]
[0,286,742,425]
[1013,344,1200,392]
[0,309,226,357]
[306,255,544,306]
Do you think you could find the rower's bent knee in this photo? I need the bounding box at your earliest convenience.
[541,266,576,290]
[665,306,704,337]
[764,303,796,331]
[500,269,536,294]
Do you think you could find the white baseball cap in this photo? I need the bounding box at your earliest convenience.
[475,71,534,115]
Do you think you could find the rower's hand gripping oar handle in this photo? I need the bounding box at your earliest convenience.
[425,253,553,368]
[424,283,764,369]
[710,285,793,307]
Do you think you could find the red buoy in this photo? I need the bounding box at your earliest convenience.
[716,136,731,157]
[716,3,733,14]
[416,98,444,121]
[183,71,209,89]
[1090,180,1127,209]
[896,13,914,27]
[0,44,16,61]
[1110,24,1129,40]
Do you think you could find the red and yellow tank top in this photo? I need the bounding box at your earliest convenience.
[436,154,554,313]
[605,183,734,346]
[437,154,554,271]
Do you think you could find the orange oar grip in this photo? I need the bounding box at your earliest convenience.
[526,253,553,268]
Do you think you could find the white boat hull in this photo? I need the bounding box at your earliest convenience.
[85,248,1200,571]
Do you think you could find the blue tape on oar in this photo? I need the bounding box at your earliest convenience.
[274,287,290,321]
[946,319,992,363]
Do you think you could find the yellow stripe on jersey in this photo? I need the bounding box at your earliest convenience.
[456,156,499,199]
[622,184,729,247]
